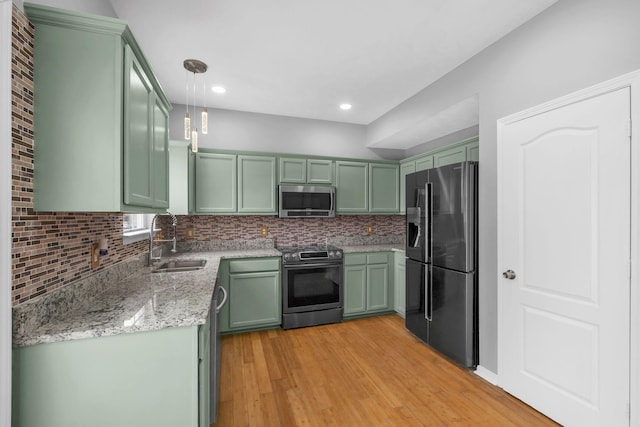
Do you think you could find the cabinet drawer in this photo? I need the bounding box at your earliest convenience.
[228,257,280,273]
[345,253,367,265]
[367,253,389,264]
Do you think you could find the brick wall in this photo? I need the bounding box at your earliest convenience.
[10,6,147,305]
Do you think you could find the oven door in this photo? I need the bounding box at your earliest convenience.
[283,263,343,313]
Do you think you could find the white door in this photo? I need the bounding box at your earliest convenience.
[499,88,630,426]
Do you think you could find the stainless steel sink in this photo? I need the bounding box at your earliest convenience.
[152,259,207,273]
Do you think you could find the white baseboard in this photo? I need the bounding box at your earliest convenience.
[474,365,499,386]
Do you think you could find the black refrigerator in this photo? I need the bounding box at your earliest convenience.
[405,161,478,368]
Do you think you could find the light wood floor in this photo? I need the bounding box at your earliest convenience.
[215,314,558,426]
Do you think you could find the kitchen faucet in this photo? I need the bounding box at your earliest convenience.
[148,212,177,265]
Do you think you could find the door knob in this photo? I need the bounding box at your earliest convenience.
[502,270,516,280]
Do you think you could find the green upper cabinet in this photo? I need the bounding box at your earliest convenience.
[336,161,399,214]
[307,159,334,184]
[194,153,237,214]
[279,158,307,183]
[123,46,154,207]
[238,155,277,214]
[415,155,434,172]
[399,161,416,214]
[168,141,189,215]
[433,144,467,167]
[26,4,171,212]
[279,157,333,184]
[467,143,480,161]
[336,161,369,213]
[190,150,276,215]
[369,163,399,213]
[151,97,170,209]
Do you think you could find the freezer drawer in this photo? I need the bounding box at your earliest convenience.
[428,266,477,368]
[405,258,428,343]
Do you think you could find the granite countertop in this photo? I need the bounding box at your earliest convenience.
[13,248,281,347]
[341,244,405,253]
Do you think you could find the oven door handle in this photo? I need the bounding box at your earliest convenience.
[283,262,342,269]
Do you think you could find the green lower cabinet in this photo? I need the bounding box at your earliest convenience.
[366,263,389,310]
[13,325,209,427]
[343,252,394,318]
[394,252,406,317]
[219,257,282,333]
[344,264,367,315]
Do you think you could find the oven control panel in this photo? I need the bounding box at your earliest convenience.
[279,245,343,264]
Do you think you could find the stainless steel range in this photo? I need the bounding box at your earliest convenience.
[280,245,343,329]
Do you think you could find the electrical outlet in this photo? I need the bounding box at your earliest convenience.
[260,225,269,238]
[367,224,373,235]
[91,243,100,269]
[185,227,195,240]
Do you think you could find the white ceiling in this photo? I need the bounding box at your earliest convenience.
[107,0,557,127]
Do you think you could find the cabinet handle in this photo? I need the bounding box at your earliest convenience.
[216,286,228,311]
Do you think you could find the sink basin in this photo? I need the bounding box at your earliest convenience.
[152,259,207,273]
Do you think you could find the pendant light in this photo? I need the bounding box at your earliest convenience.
[183,59,208,152]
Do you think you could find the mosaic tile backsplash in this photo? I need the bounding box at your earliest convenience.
[168,215,405,248]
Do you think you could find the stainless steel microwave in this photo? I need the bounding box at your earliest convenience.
[278,185,335,218]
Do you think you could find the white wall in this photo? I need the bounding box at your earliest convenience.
[169,104,380,160]
[368,0,640,373]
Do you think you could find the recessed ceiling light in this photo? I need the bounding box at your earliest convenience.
[211,86,226,94]
[339,103,352,111]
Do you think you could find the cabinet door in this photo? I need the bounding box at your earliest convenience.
[344,265,367,315]
[152,95,169,209]
[238,155,277,214]
[336,161,368,213]
[229,271,281,329]
[279,158,306,183]
[169,140,189,215]
[123,45,154,207]
[369,163,399,213]
[367,263,389,311]
[466,141,479,161]
[198,318,211,427]
[394,253,406,317]
[307,159,333,184]
[415,155,434,171]
[434,145,467,167]
[195,153,237,213]
[400,162,416,214]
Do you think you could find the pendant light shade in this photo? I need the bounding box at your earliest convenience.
[183,59,208,151]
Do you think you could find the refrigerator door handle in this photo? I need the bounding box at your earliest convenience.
[425,182,432,262]
[425,265,433,321]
